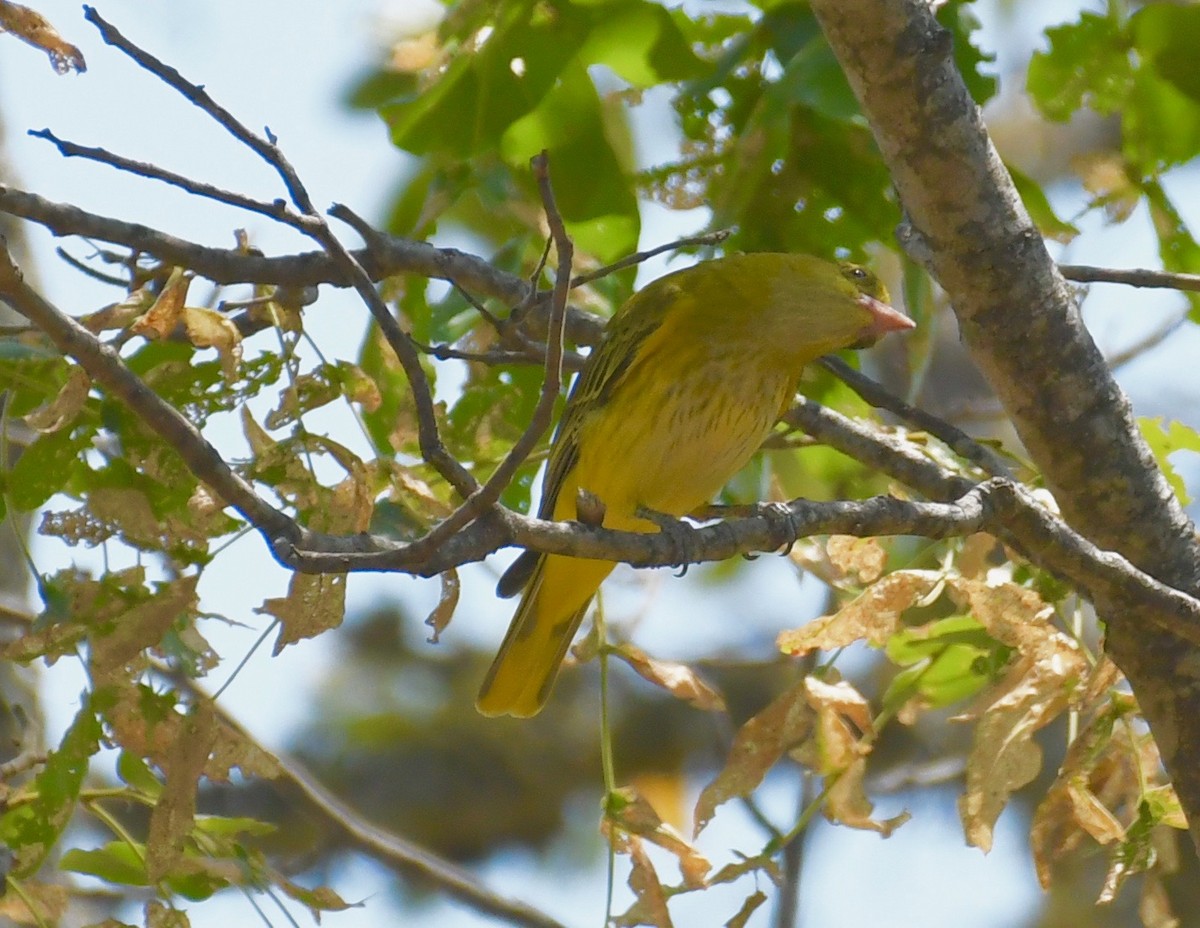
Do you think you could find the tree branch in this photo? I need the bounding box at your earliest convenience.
[810,0,1200,849]
[0,237,300,546]
[179,680,570,928]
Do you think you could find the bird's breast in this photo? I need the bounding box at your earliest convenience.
[569,345,796,526]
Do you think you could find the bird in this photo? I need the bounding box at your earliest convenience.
[476,252,915,717]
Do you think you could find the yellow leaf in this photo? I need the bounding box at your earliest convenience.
[0,0,85,73]
[183,306,243,380]
[131,268,189,340]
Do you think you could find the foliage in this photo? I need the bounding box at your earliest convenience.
[0,1,1199,928]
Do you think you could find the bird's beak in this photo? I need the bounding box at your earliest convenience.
[849,294,916,348]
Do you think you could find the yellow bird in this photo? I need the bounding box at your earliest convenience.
[477,253,914,717]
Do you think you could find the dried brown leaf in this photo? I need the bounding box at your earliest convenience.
[146,702,216,881]
[0,880,68,925]
[794,676,871,774]
[0,0,85,72]
[694,679,813,834]
[240,406,275,456]
[612,835,674,928]
[946,577,1055,650]
[608,787,711,889]
[131,268,189,340]
[825,756,911,836]
[80,286,155,333]
[778,570,939,657]
[958,635,1086,852]
[826,535,887,584]
[145,900,190,928]
[1066,782,1125,844]
[205,722,281,782]
[725,891,768,928]
[24,365,89,433]
[89,576,200,684]
[261,570,347,654]
[614,644,726,712]
[183,306,243,380]
[426,568,459,644]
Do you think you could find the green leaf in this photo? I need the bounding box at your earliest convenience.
[1027,12,1132,121]
[61,842,149,886]
[383,3,592,158]
[0,696,103,876]
[883,615,1003,710]
[1138,416,1200,506]
[117,750,163,799]
[499,60,640,260]
[8,427,92,511]
[936,1,998,106]
[192,815,277,838]
[1132,3,1200,105]
[1009,163,1079,244]
[578,1,707,86]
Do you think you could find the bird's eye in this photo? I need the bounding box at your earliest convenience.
[849,267,867,280]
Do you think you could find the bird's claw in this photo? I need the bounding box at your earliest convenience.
[636,505,697,576]
[762,501,801,557]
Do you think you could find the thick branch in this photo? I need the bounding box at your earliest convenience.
[810,0,1200,848]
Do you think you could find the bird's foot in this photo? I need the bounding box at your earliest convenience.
[761,501,801,557]
[636,505,697,577]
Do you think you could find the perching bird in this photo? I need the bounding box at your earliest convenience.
[477,253,915,717]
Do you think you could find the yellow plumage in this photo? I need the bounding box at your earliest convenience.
[477,253,913,717]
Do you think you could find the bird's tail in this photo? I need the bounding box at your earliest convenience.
[476,553,615,717]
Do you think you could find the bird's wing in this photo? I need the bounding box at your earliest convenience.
[496,280,677,599]
[537,281,678,519]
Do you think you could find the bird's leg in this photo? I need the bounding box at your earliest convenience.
[635,505,698,576]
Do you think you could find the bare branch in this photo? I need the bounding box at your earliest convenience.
[817,356,1013,477]
[82,6,476,499]
[1061,263,1200,293]
[29,128,313,230]
[366,153,577,564]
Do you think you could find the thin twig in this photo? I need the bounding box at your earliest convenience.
[1060,263,1200,293]
[817,356,1013,477]
[569,228,731,289]
[83,7,477,499]
[29,128,312,231]
[393,152,575,562]
[415,340,586,372]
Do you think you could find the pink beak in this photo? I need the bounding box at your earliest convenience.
[852,293,916,347]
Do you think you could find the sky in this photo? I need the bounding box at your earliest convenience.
[1,1,1198,927]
